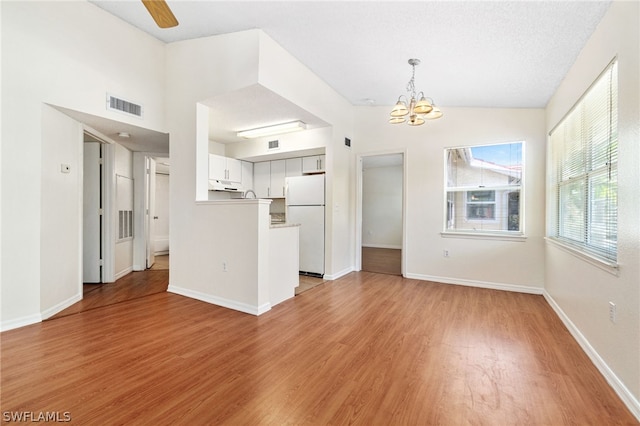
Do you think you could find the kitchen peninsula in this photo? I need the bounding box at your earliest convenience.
[167,198,299,315]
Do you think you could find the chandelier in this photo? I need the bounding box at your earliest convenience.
[389,58,443,126]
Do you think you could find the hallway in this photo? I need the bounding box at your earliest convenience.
[50,256,169,320]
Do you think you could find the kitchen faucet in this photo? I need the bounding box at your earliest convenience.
[244,189,257,199]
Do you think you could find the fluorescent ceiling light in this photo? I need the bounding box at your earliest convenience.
[237,121,307,139]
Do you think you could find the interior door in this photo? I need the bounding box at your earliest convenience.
[83,142,102,283]
[146,157,157,268]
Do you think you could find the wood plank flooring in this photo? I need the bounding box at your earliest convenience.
[362,247,401,275]
[2,272,637,425]
[51,269,168,319]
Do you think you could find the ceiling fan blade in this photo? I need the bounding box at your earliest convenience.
[141,0,178,28]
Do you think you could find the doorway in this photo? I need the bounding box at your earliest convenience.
[83,138,103,284]
[358,153,405,275]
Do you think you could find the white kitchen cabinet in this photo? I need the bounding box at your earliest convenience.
[226,158,242,183]
[241,161,254,191]
[208,154,226,181]
[285,158,302,177]
[270,160,286,198]
[253,160,287,198]
[302,155,325,174]
[209,154,242,183]
[254,161,271,198]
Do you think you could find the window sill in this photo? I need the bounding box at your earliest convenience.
[440,231,526,242]
[545,237,619,276]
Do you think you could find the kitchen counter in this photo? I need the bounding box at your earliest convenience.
[270,222,300,229]
[171,197,299,316]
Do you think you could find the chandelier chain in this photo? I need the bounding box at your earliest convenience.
[406,64,416,97]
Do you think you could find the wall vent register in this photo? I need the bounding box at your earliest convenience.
[107,94,143,118]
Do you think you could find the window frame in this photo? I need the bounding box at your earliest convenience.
[442,141,525,239]
[548,59,618,267]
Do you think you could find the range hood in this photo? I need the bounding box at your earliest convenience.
[208,179,244,192]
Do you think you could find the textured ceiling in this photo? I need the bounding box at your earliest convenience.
[82,0,611,148]
[91,0,611,109]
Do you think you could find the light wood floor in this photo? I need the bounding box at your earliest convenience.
[2,272,637,424]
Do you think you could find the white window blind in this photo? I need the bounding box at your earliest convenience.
[444,142,523,235]
[549,60,618,263]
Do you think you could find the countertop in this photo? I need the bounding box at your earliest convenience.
[270,223,300,229]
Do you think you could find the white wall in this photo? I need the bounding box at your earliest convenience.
[114,144,133,278]
[225,126,329,161]
[1,1,166,329]
[545,1,640,410]
[154,173,170,254]
[354,107,546,291]
[39,106,84,318]
[167,200,272,315]
[166,29,356,308]
[256,32,356,280]
[362,165,403,248]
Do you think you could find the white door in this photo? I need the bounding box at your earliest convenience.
[83,142,102,283]
[146,157,157,268]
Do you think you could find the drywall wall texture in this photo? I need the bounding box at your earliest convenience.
[1,1,166,329]
[545,0,640,407]
[353,106,546,291]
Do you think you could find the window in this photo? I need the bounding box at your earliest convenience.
[444,141,523,235]
[549,60,618,263]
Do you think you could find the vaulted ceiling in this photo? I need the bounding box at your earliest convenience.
[91,0,611,109]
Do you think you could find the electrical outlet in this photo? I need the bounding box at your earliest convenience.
[609,301,616,323]
[443,249,449,257]
[222,261,227,272]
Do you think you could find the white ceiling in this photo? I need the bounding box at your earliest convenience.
[91,0,611,108]
[83,0,611,149]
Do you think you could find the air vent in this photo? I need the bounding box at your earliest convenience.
[268,140,279,150]
[345,137,351,148]
[106,94,143,118]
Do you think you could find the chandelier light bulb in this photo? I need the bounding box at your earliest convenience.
[388,59,443,126]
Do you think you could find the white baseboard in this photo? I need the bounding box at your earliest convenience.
[154,250,169,256]
[404,272,544,295]
[167,285,271,316]
[1,313,43,332]
[41,293,83,320]
[114,267,133,280]
[543,291,640,421]
[323,266,354,281]
[362,243,402,250]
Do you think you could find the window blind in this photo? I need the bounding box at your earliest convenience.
[549,60,618,263]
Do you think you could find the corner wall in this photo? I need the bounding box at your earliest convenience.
[1,1,166,329]
[354,107,546,292]
[545,0,640,412]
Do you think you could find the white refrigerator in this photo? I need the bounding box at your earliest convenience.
[286,174,325,277]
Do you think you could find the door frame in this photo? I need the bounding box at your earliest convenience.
[133,152,167,270]
[82,126,116,283]
[355,149,407,275]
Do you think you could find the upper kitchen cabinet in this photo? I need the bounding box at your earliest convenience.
[254,161,270,198]
[285,158,302,177]
[254,160,286,198]
[270,160,286,198]
[241,161,254,192]
[302,155,325,174]
[209,154,242,183]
